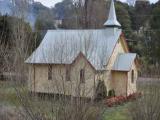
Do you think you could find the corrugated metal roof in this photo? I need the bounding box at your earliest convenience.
[112,53,137,71]
[104,0,121,27]
[25,28,122,70]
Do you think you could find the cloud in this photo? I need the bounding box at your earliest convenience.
[34,0,63,8]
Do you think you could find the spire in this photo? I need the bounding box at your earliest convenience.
[104,0,121,28]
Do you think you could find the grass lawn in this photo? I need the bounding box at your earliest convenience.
[0,80,133,120]
[103,103,131,120]
[0,81,18,106]
[0,81,29,106]
[1,79,157,120]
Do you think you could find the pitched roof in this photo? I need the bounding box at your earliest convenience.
[25,28,122,70]
[112,53,137,71]
[104,0,121,27]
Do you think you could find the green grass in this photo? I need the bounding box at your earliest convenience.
[0,81,26,106]
[0,80,132,120]
[103,80,160,120]
[0,80,133,120]
[103,103,131,120]
[1,80,155,120]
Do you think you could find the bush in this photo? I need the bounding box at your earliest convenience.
[108,90,115,98]
[95,80,107,101]
[105,92,142,107]
[105,96,127,107]
[127,92,142,101]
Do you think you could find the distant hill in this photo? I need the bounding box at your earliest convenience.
[0,0,12,15]
[0,0,52,26]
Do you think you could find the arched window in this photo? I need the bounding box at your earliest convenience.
[80,69,85,83]
[48,65,52,80]
[131,70,134,83]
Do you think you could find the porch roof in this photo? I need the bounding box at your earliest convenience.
[112,53,137,71]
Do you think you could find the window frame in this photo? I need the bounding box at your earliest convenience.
[80,69,85,83]
[66,65,71,81]
[48,65,52,80]
[131,70,134,83]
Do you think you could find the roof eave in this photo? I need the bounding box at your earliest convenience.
[104,20,121,28]
[111,69,129,72]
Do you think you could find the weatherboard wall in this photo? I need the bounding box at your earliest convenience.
[104,36,137,96]
[27,34,138,98]
[28,54,95,98]
[104,37,126,94]
[127,62,137,95]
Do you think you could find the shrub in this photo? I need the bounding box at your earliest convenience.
[108,90,115,98]
[105,92,142,107]
[95,80,107,101]
[127,92,142,101]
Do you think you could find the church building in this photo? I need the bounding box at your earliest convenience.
[26,0,138,98]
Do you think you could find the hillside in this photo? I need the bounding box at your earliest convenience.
[0,0,160,71]
[0,0,52,26]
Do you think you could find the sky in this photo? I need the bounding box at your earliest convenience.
[34,0,159,8]
[34,0,63,7]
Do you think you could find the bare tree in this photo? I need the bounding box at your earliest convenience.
[1,1,107,120]
[129,78,160,120]
[63,0,109,29]
[25,31,107,120]
[0,0,110,119]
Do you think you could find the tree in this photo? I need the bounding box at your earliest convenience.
[55,0,109,29]
[150,5,160,30]
[35,10,55,30]
[134,0,150,30]
[0,15,12,46]
[148,4,160,65]
[115,2,132,38]
[0,1,106,120]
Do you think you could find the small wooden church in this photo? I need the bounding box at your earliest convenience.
[26,0,138,99]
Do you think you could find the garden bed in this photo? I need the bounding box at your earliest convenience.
[104,92,142,107]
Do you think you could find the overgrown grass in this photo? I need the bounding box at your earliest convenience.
[0,80,131,119]
[103,78,160,120]
[0,81,19,106]
[103,103,131,120]
[1,78,160,120]
[0,80,134,120]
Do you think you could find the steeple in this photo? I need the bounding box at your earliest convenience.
[104,0,121,28]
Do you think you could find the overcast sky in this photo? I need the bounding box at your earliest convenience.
[34,0,159,8]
